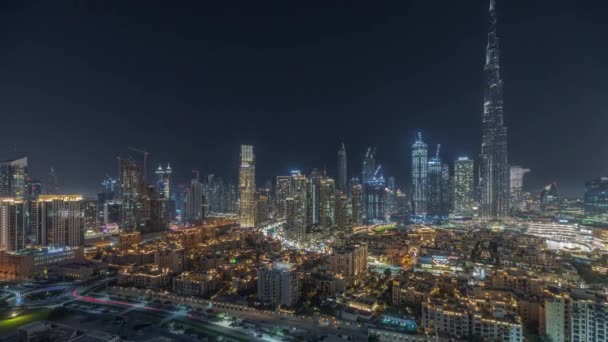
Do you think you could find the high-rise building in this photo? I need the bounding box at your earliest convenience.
[361,147,376,186]
[307,169,322,227]
[285,196,306,242]
[351,182,363,226]
[118,156,143,231]
[364,166,386,223]
[275,176,291,218]
[82,199,99,232]
[334,192,351,231]
[0,198,27,252]
[154,163,172,199]
[0,157,28,199]
[257,262,300,308]
[411,133,428,218]
[510,166,531,213]
[337,143,348,193]
[36,195,84,247]
[239,145,256,228]
[184,172,204,223]
[540,183,559,212]
[584,177,608,225]
[427,146,450,220]
[46,166,59,195]
[453,157,475,218]
[480,0,510,220]
[328,244,368,284]
[319,177,336,228]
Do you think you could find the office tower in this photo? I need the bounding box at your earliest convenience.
[540,183,559,212]
[46,166,59,195]
[427,146,449,220]
[0,198,27,252]
[480,0,510,219]
[25,179,42,201]
[184,171,204,223]
[285,197,306,242]
[337,142,348,193]
[319,177,336,227]
[226,182,238,214]
[239,145,256,228]
[411,132,428,218]
[275,176,291,219]
[385,176,397,217]
[584,177,608,225]
[307,169,322,227]
[148,186,170,233]
[510,166,531,213]
[257,262,301,308]
[334,192,351,230]
[364,166,386,223]
[36,195,84,247]
[82,199,99,232]
[453,157,475,218]
[118,156,143,231]
[256,191,269,225]
[361,147,376,186]
[0,157,28,199]
[154,163,172,199]
[396,190,408,217]
[351,182,363,226]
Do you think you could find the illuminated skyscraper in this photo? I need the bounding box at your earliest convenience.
[509,166,530,213]
[155,163,172,199]
[0,198,27,252]
[275,176,291,218]
[285,196,306,242]
[411,132,428,217]
[351,181,363,226]
[0,157,28,199]
[427,146,449,220]
[361,147,376,185]
[584,177,608,225]
[239,145,256,228]
[319,177,336,227]
[453,157,475,218]
[337,143,348,193]
[184,171,204,222]
[307,169,321,226]
[364,166,386,223]
[25,179,42,201]
[480,0,510,219]
[118,156,143,231]
[36,195,84,247]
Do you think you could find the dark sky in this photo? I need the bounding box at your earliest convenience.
[0,1,606,197]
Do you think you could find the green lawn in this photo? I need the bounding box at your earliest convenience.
[374,224,397,233]
[0,308,51,333]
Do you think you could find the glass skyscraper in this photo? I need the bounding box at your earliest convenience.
[411,132,428,218]
[453,157,475,218]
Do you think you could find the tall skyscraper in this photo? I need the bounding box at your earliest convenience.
[184,171,204,222]
[411,132,428,218]
[480,0,510,219]
[364,166,386,223]
[239,145,256,228]
[584,177,608,225]
[0,157,28,199]
[427,146,449,220]
[36,195,84,247]
[0,198,27,252]
[46,166,59,195]
[275,176,291,218]
[337,143,348,193]
[307,169,321,226]
[319,177,336,227]
[361,147,376,185]
[154,163,172,199]
[351,181,363,226]
[25,179,42,201]
[509,166,530,213]
[453,157,475,218]
[118,156,143,231]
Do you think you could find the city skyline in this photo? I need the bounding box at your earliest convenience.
[0,0,606,198]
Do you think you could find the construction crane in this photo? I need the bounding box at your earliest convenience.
[128,147,150,183]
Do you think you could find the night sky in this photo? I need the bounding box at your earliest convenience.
[0,1,605,197]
